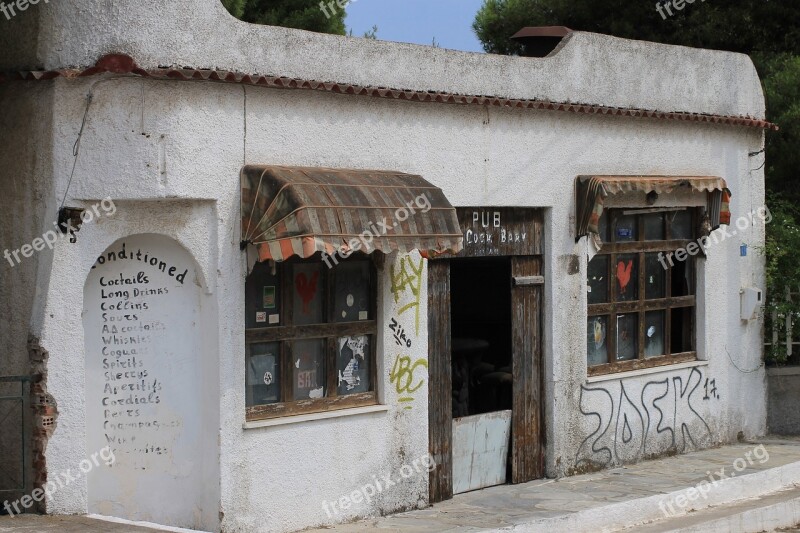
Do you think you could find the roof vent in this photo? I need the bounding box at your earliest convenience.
[510,26,573,57]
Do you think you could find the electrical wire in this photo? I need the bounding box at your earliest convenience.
[59,93,93,210]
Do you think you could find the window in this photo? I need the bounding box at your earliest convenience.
[587,208,698,375]
[245,255,378,420]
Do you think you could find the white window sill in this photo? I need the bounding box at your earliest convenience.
[586,359,708,384]
[243,404,390,430]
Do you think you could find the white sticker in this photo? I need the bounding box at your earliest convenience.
[359,311,368,320]
[347,294,354,307]
[256,312,267,323]
[269,314,280,324]
[264,372,273,385]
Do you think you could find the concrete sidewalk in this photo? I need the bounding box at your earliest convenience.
[0,514,168,532]
[308,436,800,532]
[2,437,800,532]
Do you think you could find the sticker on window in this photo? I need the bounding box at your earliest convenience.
[263,286,276,309]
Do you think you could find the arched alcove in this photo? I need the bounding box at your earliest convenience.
[82,233,218,530]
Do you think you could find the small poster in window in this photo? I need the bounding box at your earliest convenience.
[256,312,267,323]
[263,286,276,309]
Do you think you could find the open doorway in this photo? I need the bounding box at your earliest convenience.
[450,257,513,418]
[450,257,513,494]
[428,207,545,503]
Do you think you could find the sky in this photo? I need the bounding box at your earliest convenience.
[344,0,485,53]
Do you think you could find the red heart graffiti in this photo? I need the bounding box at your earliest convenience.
[295,271,320,314]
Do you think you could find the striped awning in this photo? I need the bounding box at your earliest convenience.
[575,175,731,239]
[241,165,463,262]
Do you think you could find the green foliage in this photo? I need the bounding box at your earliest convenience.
[222,0,347,35]
[761,197,800,364]
[760,54,800,202]
[221,0,246,19]
[363,25,379,40]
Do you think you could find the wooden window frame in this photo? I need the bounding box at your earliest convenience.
[587,208,698,377]
[245,254,379,421]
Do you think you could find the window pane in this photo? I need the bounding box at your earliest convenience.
[587,256,609,304]
[597,210,609,241]
[334,262,371,322]
[337,335,371,395]
[671,257,694,296]
[645,311,665,357]
[292,263,324,325]
[671,308,694,353]
[643,213,665,240]
[615,313,638,361]
[668,210,693,239]
[615,254,638,301]
[645,253,666,299]
[245,261,281,328]
[614,213,637,242]
[587,316,608,366]
[246,342,281,407]
[293,339,326,400]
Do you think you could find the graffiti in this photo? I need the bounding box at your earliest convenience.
[388,318,412,348]
[575,367,713,469]
[390,355,428,410]
[703,378,719,400]
[390,256,423,335]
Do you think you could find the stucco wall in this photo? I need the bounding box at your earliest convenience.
[0,82,56,501]
[7,72,764,532]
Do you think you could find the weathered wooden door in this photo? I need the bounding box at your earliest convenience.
[428,260,452,503]
[510,256,544,483]
[428,256,544,501]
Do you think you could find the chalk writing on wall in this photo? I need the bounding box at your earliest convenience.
[574,367,714,470]
[83,235,211,525]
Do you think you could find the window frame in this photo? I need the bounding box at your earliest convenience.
[245,253,380,421]
[587,208,699,377]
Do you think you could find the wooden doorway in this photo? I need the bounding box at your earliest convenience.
[428,208,544,503]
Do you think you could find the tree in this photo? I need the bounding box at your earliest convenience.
[222,0,347,35]
[761,54,800,200]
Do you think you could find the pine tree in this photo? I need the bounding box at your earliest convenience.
[222,0,347,35]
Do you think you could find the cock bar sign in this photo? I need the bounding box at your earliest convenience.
[449,207,543,258]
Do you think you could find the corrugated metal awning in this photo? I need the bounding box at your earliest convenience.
[575,175,731,239]
[241,165,463,262]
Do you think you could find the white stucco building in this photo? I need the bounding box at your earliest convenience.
[0,1,771,532]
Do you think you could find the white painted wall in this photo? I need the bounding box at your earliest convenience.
[1,3,767,531]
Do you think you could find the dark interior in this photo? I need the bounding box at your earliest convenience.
[450,257,513,418]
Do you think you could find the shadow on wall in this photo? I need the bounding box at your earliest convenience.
[571,366,717,474]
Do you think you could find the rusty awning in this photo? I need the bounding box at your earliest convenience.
[575,175,731,239]
[241,165,463,262]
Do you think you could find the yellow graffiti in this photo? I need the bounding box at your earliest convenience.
[390,256,423,335]
[390,355,428,409]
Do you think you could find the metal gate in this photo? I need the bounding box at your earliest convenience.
[0,376,32,504]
